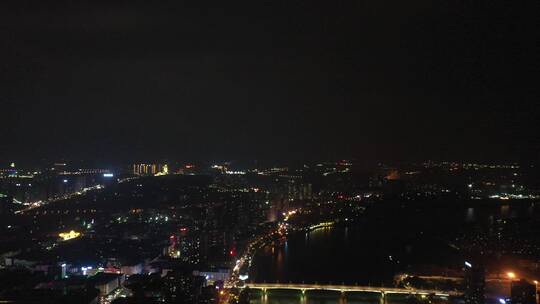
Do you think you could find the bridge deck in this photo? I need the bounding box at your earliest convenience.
[243,283,458,297]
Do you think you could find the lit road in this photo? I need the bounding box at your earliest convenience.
[15,184,105,214]
[14,176,140,214]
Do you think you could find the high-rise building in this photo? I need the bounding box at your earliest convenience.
[511,279,537,304]
[0,192,14,215]
[167,233,201,265]
[132,163,167,176]
[287,182,312,201]
[464,261,485,304]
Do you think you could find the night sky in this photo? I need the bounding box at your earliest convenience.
[1,1,538,164]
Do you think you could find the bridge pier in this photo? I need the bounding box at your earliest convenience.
[300,289,307,304]
[380,291,386,304]
[339,291,347,304]
[261,288,267,304]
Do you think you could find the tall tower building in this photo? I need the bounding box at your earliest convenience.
[464,261,485,304]
[511,279,537,304]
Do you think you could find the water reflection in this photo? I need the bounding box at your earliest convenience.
[466,208,475,222]
[500,205,509,218]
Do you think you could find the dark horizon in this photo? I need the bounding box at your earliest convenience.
[2,1,539,164]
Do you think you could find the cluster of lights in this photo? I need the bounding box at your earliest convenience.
[308,221,334,230]
[81,266,93,276]
[282,209,298,222]
[225,170,246,175]
[59,230,81,241]
[489,194,540,200]
[211,164,227,171]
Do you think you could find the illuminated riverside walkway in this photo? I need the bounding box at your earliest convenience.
[243,283,460,304]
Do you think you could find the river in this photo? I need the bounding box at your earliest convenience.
[247,200,540,303]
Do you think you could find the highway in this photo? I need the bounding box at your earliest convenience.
[15,184,105,214]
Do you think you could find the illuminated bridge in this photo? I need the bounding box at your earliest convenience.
[242,283,460,304]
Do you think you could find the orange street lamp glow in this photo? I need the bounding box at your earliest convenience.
[507,272,516,279]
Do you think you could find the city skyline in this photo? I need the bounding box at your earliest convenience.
[2,158,539,304]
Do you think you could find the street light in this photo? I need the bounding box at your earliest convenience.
[507,272,516,280]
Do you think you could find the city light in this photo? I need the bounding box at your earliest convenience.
[81,266,93,276]
[103,173,114,177]
[499,298,506,304]
[507,272,516,279]
[58,230,81,241]
[465,261,472,268]
[225,170,246,175]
